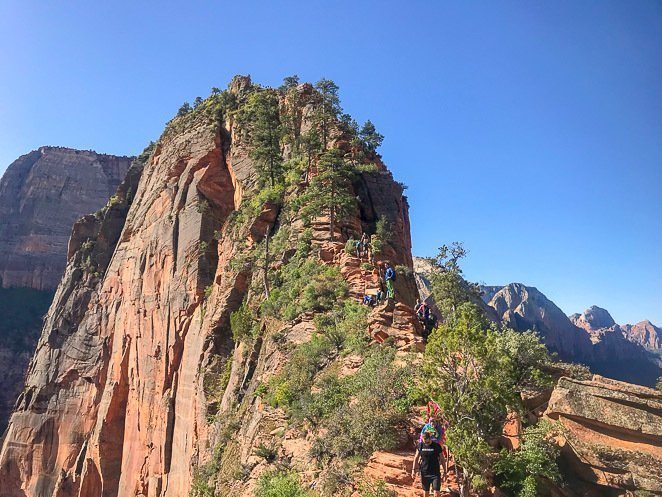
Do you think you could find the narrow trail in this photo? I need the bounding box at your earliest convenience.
[317,240,461,496]
[364,450,461,497]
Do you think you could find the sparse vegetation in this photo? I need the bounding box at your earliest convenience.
[256,470,309,497]
[310,346,414,461]
[357,480,396,497]
[230,303,256,342]
[262,258,348,321]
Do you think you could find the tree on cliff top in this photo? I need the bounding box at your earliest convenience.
[314,78,341,150]
[243,90,284,187]
[360,120,384,153]
[300,148,355,241]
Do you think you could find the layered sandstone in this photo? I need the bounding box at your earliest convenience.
[0,77,421,497]
[545,376,662,494]
[0,147,131,438]
[0,147,131,290]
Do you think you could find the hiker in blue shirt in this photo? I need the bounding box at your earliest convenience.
[384,262,395,300]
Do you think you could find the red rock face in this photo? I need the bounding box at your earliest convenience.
[622,320,662,350]
[0,79,422,497]
[0,147,132,290]
[545,375,662,494]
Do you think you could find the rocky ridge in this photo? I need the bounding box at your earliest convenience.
[2,78,659,497]
[471,281,660,387]
[0,77,425,497]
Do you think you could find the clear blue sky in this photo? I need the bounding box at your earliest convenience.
[1,1,660,324]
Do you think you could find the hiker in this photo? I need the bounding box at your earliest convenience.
[419,401,449,475]
[366,234,374,263]
[354,238,362,258]
[416,301,430,322]
[362,294,376,307]
[412,429,445,497]
[424,313,438,339]
[384,262,395,300]
[359,232,369,257]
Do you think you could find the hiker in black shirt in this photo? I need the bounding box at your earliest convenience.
[411,430,444,496]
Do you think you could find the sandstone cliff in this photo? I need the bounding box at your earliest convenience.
[0,78,422,497]
[0,148,132,437]
[0,147,132,290]
[545,375,662,495]
[622,320,662,350]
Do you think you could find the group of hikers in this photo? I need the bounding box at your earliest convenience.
[354,230,439,338]
[360,259,396,306]
[412,401,453,496]
[350,232,450,495]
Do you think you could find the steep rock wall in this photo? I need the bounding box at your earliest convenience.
[0,78,421,497]
[0,147,132,290]
[0,147,132,442]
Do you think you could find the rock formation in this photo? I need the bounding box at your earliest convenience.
[0,147,131,435]
[0,147,131,290]
[475,283,660,387]
[487,283,595,363]
[0,77,422,497]
[545,375,662,495]
[2,78,658,497]
[622,320,662,350]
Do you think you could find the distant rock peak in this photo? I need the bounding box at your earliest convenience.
[579,305,616,329]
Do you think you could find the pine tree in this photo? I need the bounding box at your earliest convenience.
[301,148,355,240]
[281,78,304,152]
[360,120,384,153]
[176,102,192,117]
[300,129,322,183]
[193,96,204,108]
[280,75,300,90]
[245,91,284,187]
[313,79,341,150]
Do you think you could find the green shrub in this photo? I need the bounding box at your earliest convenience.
[298,372,348,424]
[311,346,413,461]
[358,480,396,497]
[204,285,213,299]
[356,163,379,173]
[262,259,347,321]
[345,238,357,254]
[256,470,308,497]
[370,217,392,256]
[230,303,255,341]
[268,334,335,409]
[197,199,210,214]
[494,421,561,497]
[313,300,369,355]
[254,442,278,462]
